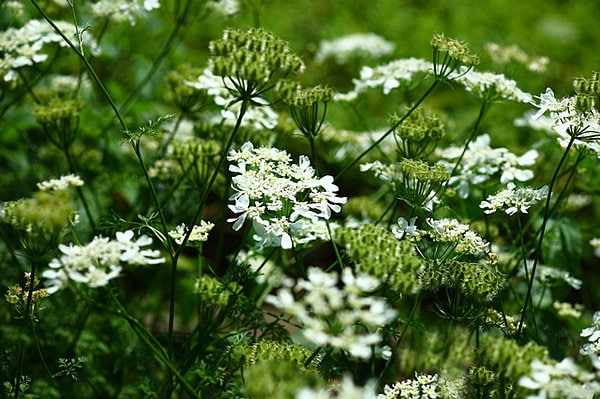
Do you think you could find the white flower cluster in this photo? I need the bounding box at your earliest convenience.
[453,66,532,103]
[518,262,582,290]
[185,68,279,130]
[315,32,395,64]
[591,238,600,258]
[437,133,538,198]
[296,376,378,399]
[42,230,164,294]
[0,20,97,82]
[485,42,549,73]
[205,0,240,16]
[360,160,404,182]
[378,374,441,399]
[37,174,84,192]
[335,58,433,101]
[168,221,215,246]
[518,357,600,399]
[529,88,600,154]
[91,0,160,25]
[479,183,548,216]
[423,217,489,256]
[581,311,600,359]
[227,142,346,249]
[266,267,396,359]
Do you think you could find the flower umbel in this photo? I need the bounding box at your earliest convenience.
[42,230,164,294]
[227,142,346,249]
[266,267,396,359]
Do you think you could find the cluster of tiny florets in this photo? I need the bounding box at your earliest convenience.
[266,267,396,359]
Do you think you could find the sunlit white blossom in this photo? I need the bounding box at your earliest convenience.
[227,142,346,250]
[581,311,600,359]
[480,183,548,215]
[336,58,433,100]
[185,68,279,130]
[453,66,532,102]
[296,376,378,399]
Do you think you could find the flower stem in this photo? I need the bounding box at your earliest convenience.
[516,136,576,338]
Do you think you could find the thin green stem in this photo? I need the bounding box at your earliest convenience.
[516,136,576,338]
[336,80,439,179]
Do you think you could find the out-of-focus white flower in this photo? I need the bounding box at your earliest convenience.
[437,133,538,198]
[37,174,84,191]
[453,66,532,102]
[266,267,396,359]
[168,221,215,246]
[296,376,378,399]
[91,0,160,25]
[315,32,395,64]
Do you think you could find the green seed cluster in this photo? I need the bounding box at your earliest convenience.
[573,72,600,113]
[396,158,449,209]
[166,63,207,112]
[243,340,320,370]
[420,259,505,303]
[430,33,479,66]
[194,275,240,307]
[336,223,424,295]
[391,108,445,159]
[209,28,304,84]
[480,335,547,382]
[33,97,83,125]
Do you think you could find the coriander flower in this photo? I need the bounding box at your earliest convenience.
[485,42,549,73]
[419,217,490,260]
[336,58,432,100]
[530,82,600,154]
[296,376,378,399]
[37,174,84,191]
[227,142,346,250]
[518,357,600,399]
[315,32,395,64]
[437,133,538,198]
[266,267,396,359]
[480,183,548,215]
[91,0,160,25]
[453,66,532,102]
[379,374,443,399]
[518,261,582,290]
[168,221,215,246]
[581,311,600,359]
[42,230,164,294]
[1,20,97,82]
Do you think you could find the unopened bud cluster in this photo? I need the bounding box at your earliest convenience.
[391,109,445,159]
[573,72,600,113]
[34,97,83,125]
[396,158,449,209]
[431,33,479,79]
[5,273,49,320]
[285,84,334,138]
[209,28,304,87]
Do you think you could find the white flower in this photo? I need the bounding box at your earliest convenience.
[227,142,346,250]
[336,58,433,100]
[1,20,98,82]
[42,230,164,293]
[266,267,396,359]
[168,221,215,246]
[296,376,378,399]
[91,0,160,25]
[437,133,538,198]
[454,67,532,102]
[591,238,600,258]
[37,174,84,191]
[480,183,548,215]
[392,216,419,238]
[315,32,395,64]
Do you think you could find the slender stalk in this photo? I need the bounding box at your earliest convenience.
[516,136,576,337]
[336,80,439,179]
